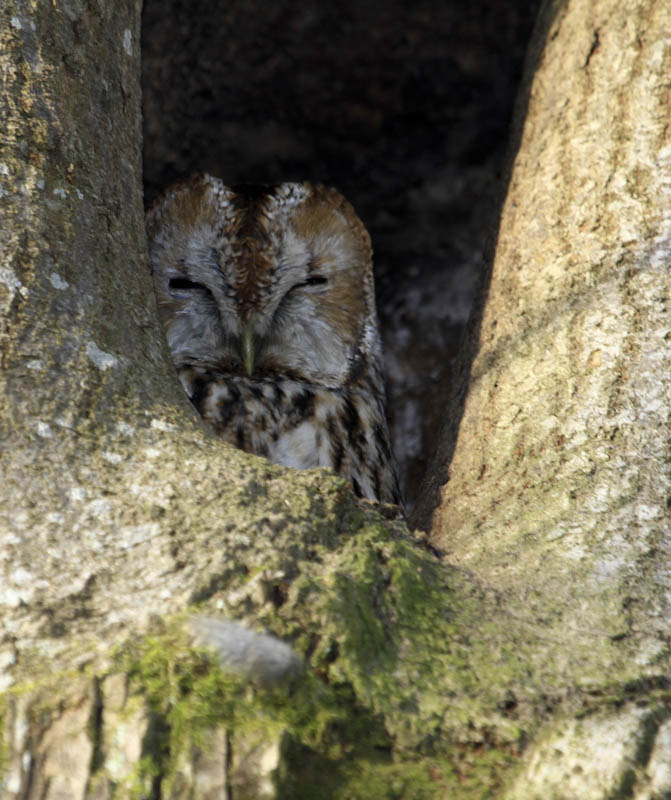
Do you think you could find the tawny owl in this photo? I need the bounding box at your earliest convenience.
[146,174,401,506]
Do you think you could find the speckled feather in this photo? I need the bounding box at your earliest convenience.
[146,174,401,506]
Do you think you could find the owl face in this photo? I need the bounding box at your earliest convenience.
[146,175,381,388]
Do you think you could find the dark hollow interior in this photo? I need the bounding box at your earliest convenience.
[142,0,541,510]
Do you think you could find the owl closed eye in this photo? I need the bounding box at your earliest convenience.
[146,174,401,506]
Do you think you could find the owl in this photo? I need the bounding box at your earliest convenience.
[146,174,402,506]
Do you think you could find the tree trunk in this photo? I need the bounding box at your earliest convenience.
[416,0,671,794]
[2,0,670,799]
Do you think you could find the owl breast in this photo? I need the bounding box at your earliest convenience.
[147,175,402,506]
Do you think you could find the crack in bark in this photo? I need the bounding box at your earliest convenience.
[584,28,601,68]
[86,678,105,784]
[225,729,234,800]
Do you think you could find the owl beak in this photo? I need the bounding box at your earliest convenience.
[241,326,255,376]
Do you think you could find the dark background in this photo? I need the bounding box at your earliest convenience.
[142,0,542,508]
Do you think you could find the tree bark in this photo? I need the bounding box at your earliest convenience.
[416,0,671,794]
[2,0,670,798]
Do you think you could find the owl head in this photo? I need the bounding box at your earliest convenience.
[146,175,382,389]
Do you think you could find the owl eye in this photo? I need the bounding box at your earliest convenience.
[169,277,207,292]
[293,275,328,290]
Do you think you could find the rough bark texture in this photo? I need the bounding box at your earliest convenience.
[2,0,670,798]
[416,0,671,794]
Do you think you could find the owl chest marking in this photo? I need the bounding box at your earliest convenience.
[181,369,399,505]
[186,371,352,468]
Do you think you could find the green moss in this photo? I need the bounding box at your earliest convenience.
[276,725,517,799]
[277,743,444,800]
[104,515,523,798]
[121,631,435,797]
[123,626,373,754]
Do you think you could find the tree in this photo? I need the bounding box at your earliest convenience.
[1,0,670,798]
[415,0,671,794]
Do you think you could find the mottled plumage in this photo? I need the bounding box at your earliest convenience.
[146,175,401,505]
